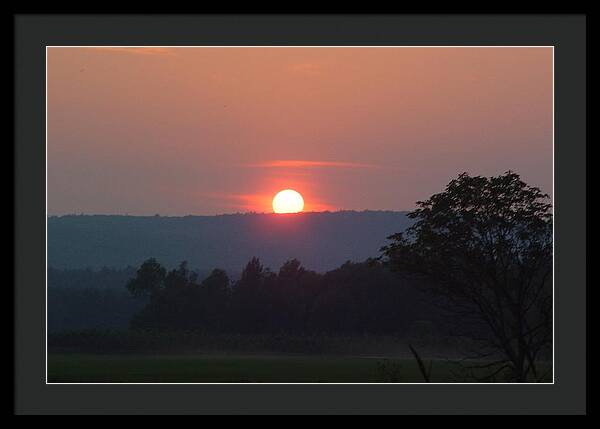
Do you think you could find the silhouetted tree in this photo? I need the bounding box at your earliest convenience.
[239,257,266,289]
[278,259,305,279]
[230,257,277,333]
[273,259,319,333]
[126,258,166,298]
[381,172,552,382]
[130,261,202,330]
[199,269,230,331]
[202,268,230,296]
[165,261,196,290]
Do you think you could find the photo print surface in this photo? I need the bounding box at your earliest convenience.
[47,47,553,383]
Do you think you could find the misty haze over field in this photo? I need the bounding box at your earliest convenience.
[48,211,412,272]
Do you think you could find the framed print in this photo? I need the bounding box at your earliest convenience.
[14,14,587,414]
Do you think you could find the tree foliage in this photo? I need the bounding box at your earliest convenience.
[126,257,433,337]
[125,258,166,298]
[381,172,552,381]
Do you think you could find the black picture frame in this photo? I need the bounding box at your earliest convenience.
[14,14,586,414]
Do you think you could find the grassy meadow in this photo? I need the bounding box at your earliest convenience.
[47,352,552,383]
[48,353,455,383]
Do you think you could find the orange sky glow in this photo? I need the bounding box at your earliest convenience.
[47,47,553,215]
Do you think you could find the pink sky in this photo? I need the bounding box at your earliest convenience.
[47,47,553,215]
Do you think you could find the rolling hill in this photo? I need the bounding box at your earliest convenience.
[47,211,412,273]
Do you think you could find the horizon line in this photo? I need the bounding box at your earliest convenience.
[47,209,411,218]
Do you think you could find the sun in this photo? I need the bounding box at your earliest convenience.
[272,189,304,214]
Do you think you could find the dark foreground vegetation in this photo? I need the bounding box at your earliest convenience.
[47,354,552,383]
[48,330,457,357]
[127,258,436,335]
[48,172,553,383]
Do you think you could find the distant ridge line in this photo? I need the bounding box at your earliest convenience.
[48,211,413,272]
[47,209,410,219]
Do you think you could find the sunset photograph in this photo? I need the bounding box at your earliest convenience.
[46,46,554,384]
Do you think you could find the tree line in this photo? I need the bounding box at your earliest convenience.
[127,257,435,335]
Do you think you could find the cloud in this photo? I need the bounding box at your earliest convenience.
[245,160,379,169]
[289,63,324,76]
[90,47,175,56]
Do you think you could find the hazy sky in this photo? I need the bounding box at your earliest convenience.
[47,47,553,215]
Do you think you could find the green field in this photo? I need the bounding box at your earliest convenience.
[47,353,551,383]
[47,354,442,383]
